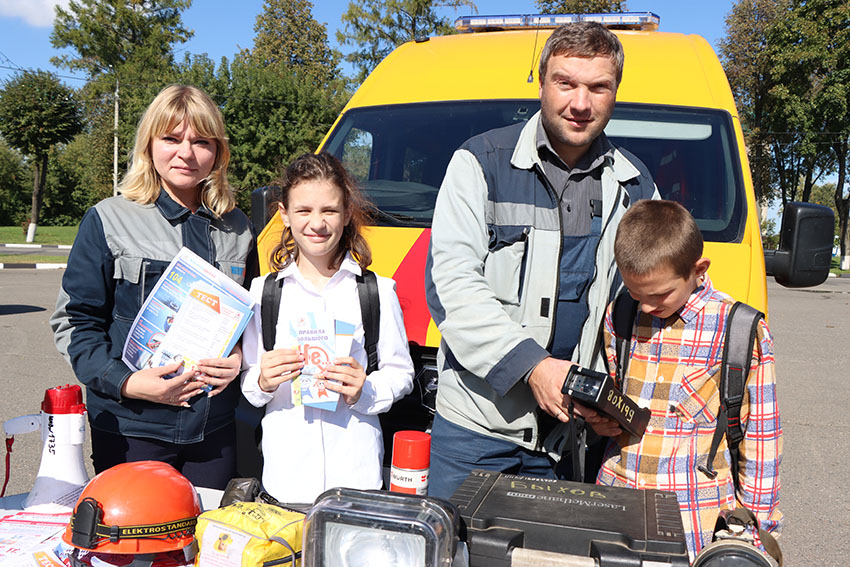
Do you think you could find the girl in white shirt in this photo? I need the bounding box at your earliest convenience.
[241,152,414,503]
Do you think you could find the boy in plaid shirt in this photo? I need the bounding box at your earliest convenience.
[589,200,783,560]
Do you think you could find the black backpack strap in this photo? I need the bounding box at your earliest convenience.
[356,270,380,374]
[612,290,639,386]
[261,273,283,352]
[699,302,764,491]
[568,289,637,482]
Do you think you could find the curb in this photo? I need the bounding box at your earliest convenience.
[0,243,72,249]
[0,242,70,270]
[0,263,67,270]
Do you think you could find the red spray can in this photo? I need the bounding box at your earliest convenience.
[389,430,431,495]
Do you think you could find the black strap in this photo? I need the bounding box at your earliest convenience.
[260,270,381,373]
[356,270,381,374]
[261,274,283,352]
[722,507,784,566]
[567,289,635,481]
[701,302,763,491]
[612,290,638,386]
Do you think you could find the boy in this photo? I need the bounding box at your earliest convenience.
[590,200,782,560]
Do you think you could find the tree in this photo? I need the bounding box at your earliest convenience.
[219,53,344,212]
[50,0,192,78]
[771,0,850,264]
[536,0,627,12]
[51,0,192,199]
[810,181,840,247]
[0,139,29,226]
[41,133,111,226]
[337,0,476,84]
[252,0,341,87]
[718,0,788,206]
[0,71,82,241]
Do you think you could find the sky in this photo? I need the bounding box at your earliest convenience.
[0,0,736,86]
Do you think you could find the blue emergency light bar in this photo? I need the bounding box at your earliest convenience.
[454,12,660,32]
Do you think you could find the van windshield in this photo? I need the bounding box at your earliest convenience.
[322,101,745,242]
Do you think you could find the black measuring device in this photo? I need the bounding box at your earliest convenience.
[561,365,650,437]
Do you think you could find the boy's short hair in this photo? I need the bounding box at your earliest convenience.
[615,200,703,279]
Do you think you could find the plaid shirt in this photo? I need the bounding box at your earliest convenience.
[596,276,783,559]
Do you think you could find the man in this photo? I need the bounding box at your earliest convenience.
[425,22,658,499]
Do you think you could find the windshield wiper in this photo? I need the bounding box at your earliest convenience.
[374,208,417,223]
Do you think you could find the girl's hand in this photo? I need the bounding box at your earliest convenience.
[258,347,304,393]
[121,362,204,407]
[196,346,243,397]
[323,356,367,406]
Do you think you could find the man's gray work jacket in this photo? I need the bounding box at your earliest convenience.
[50,192,255,444]
[425,111,658,455]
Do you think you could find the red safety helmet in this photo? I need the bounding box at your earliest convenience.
[63,461,200,563]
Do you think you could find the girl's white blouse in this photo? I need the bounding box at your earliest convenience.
[241,253,415,503]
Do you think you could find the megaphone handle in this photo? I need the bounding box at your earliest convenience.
[1,436,13,498]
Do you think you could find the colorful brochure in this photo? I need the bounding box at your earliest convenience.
[122,247,255,378]
[277,313,356,412]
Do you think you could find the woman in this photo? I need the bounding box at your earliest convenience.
[51,84,257,488]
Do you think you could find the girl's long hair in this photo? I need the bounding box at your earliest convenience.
[118,84,235,217]
[269,152,372,272]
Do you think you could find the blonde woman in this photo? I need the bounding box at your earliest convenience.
[51,85,257,488]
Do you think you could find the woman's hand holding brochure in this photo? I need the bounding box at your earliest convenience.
[195,345,244,397]
[121,362,204,407]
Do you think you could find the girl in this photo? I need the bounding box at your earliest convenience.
[51,85,257,488]
[241,152,414,503]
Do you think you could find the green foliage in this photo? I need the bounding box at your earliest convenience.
[0,140,29,225]
[50,0,193,77]
[810,181,841,242]
[337,0,476,84]
[41,138,106,225]
[50,0,193,205]
[535,0,627,13]
[0,70,82,160]
[720,0,849,263]
[252,0,341,88]
[220,53,345,212]
[760,217,779,248]
[719,0,789,206]
[771,0,850,256]
[0,70,83,226]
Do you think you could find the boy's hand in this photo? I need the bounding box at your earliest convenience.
[578,401,623,437]
[258,347,304,393]
[322,357,367,406]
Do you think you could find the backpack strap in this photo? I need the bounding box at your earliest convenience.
[721,507,784,566]
[612,290,639,386]
[261,273,284,352]
[699,302,764,491]
[260,270,381,373]
[356,270,380,374]
[569,289,637,482]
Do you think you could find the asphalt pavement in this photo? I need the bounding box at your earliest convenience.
[0,269,848,565]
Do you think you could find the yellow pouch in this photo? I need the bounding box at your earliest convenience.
[195,501,304,567]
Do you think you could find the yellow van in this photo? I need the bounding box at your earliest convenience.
[251,12,831,436]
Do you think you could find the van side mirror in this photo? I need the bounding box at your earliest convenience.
[251,185,278,233]
[764,201,834,288]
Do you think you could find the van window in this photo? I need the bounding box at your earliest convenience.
[322,101,745,242]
